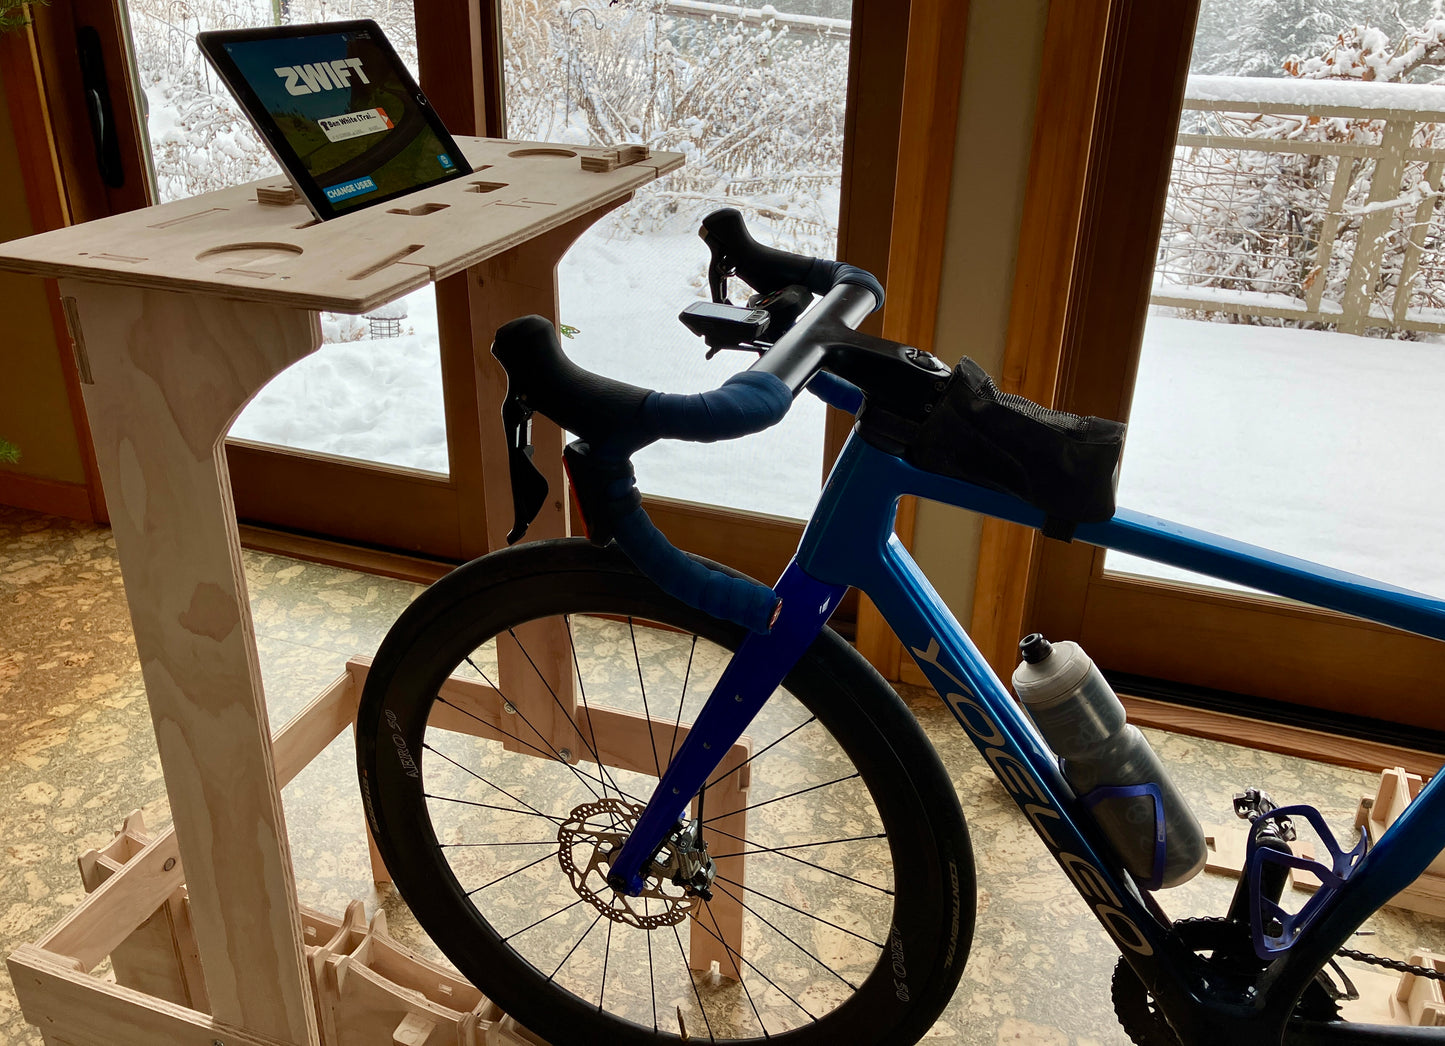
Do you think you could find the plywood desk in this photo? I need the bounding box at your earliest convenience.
[0,138,681,1046]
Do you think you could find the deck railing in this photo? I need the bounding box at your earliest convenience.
[1152,75,1445,335]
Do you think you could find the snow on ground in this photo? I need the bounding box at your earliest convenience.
[231,261,1445,601]
[1110,314,1445,600]
[554,226,827,519]
[231,222,827,518]
[229,284,451,473]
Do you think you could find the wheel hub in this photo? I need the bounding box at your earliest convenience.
[556,797,705,928]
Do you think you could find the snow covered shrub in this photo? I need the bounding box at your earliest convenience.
[1159,7,1445,331]
[501,0,849,254]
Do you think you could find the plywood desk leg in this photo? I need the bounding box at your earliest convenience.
[693,757,748,978]
[62,280,323,1045]
[467,204,625,757]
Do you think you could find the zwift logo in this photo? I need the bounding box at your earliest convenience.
[275,58,371,96]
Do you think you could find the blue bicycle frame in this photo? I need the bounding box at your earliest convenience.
[609,426,1445,1040]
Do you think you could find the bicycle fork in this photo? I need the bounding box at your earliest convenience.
[606,559,846,896]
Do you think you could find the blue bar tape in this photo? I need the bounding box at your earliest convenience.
[806,371,864,414]
[611,503,779,633]
[639,371,792,445]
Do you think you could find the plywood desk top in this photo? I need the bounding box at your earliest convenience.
[0,138,682,312]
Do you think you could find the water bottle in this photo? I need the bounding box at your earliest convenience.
[1011,634,1207,889]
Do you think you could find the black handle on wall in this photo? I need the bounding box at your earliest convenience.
[76,25,124,189]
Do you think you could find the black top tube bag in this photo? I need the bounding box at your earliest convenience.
[906,357,1126,535]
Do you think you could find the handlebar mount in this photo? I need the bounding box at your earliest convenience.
[492,209,944,634]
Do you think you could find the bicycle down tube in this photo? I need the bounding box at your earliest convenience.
[609,423,1445,1041]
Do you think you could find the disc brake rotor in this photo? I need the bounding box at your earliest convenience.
[556,797,698,929]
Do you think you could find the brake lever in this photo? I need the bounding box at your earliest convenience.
[500,393,550,545]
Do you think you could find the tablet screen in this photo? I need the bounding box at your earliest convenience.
[209,24,467,215]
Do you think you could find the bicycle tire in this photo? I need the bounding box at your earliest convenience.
[357,539,974,1045]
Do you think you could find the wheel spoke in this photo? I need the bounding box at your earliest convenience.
[709,832,887,859]
[434,693,641,804]
[465,655,603,803]
[550,909,605,982]
[713,843,892,895]
[703,772,861,822]
[708,715,817,789]
[700,899,765,1037]
[714,875,884,947]
[467,850,558,896]
[503,897,587,942]
[597,917,613,1013]
[506,626,631,808]
[629,618,664,779]
[440,840,557,848]
[666,635,699,767]
[566,615,630,805]
[671,921,716,1042]
[713,880,862,990]
[689,905,819,1024]
[424,743,564,826]
[425,792,562,823]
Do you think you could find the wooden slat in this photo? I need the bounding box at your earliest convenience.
[9,945,295,1046]
[236,524,454,586]
[1119,694,1444,778]
[0,471,92,520]
[271,672,359,788]
[38,830,183,972]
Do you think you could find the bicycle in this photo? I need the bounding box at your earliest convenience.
[355,208,1445,1045]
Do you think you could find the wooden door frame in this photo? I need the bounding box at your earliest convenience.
[851,0,970,674]
[965,0,1445,735]
[0,3,148,524]
[967,0,1205,676]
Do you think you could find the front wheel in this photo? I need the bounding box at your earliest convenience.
[357,540,974,1045]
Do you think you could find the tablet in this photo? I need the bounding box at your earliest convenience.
[198,20,471,220]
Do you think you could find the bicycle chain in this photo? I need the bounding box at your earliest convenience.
[1113,923,1445,1046]
[1112,918,1349,1046]
[1335,946,1445,982]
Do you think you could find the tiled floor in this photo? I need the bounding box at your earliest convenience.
[1,505,1442,1044]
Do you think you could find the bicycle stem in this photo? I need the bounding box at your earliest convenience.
[606,560,847,896]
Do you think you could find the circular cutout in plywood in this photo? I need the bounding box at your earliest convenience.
[196,242,304,267]
[507,147,578,158]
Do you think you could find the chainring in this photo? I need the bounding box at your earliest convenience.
[1111,918,1340,1046]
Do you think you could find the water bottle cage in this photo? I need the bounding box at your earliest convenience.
[1082,782,1168,892]
[1244,804,1368,960]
